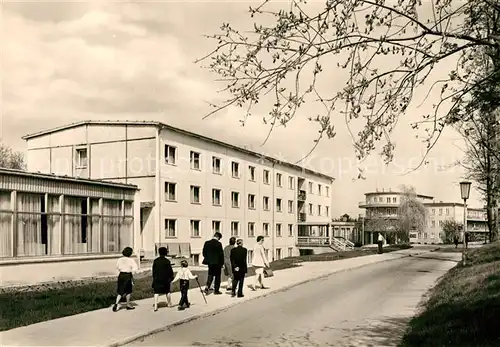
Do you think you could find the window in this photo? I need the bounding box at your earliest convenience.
[308,182,313,193]
[288,176,294,190]
[212,157,222,174]
[165,182,177,201]
[392,197,397,203]
[190,220,200,237]
[263,196,270,211]
[276,223,282,237]
[288,200,294,213]
[212,189,222,206]
[276,248,282,260]
[165,219,176,237]
[249,166,256,181]
[318,184,322,195]
[446,208,450,215]
[309,203,313,215]
[276,198,282,212]
[326,206,329,217]
[231,192,240,208]
[248,194,256,209]
[276,173,282,187]
[231,221,239,236]
[248,222,255,237]
[190,185,200,204]
[432,209,435,215]
[247,250,253,264]
[288,247,293,257]
[263,169,270,184]
[326,186,330,197]
[75,148,88,168]
[431,220,435,227]
[288,224,293,237]
[231,161,240,178]
[387,197,391,203]
[212,220,221,233]
[439,208,442,216]
[317,205,321,216]
[439,220,443,227]
[165,145,176,164]
[263,222,270,236]
[190,151,201,170]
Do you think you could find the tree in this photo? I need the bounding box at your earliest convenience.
[199,0,500,167]
[364,213,398,243]
[0,143,26,170]
[396,185,427,243]
[441,219,462,244]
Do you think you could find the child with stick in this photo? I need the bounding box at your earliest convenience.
[171,259,198,310]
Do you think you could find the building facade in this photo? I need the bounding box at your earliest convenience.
[358,189,433,244]
[0,168,139,287]
[359,189,488,244]
[23,121,334,264]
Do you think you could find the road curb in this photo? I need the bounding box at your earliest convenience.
[109,251,424,347]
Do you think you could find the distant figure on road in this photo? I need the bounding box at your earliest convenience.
[377,233,384,254]
[152,247,174,311]
[251,235,270,291]
[230,238,248,298]
[202,232,224,295]
[223,237,237,292]
[454,235,459,248]
[171,259,198,311]
[112,247,138,312]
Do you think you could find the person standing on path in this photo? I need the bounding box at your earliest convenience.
[202,232,224,295]
[112,247,138,312]
[251,235,270,291]
[454,235,459,248]
[377,233,384,254]
[171,260,198,311]
[230,238,248,298]
[223,237,236,291]
[152,247,174,311]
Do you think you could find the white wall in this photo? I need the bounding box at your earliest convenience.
[158,128,332,259]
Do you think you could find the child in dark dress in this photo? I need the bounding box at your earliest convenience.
[152,247,174,312]
[171,259,198,310]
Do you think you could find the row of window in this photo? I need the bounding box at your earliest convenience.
[165,183,330,216]
[370,196,398,203]
[165,145,330,196]
[431,208,450,216]
[164,219,296,239]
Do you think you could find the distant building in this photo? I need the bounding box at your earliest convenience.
[358,189,488,244]
[22,120,334,264]
[331,214,361,244]
[0,168,139,287]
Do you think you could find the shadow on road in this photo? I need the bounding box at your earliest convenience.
[335,316,410,347]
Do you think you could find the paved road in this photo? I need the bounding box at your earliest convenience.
[129,252,460,347]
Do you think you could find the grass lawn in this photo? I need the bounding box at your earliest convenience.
[400,241,500,347]
[0,244,410,331]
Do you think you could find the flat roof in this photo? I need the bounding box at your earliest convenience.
[364,191,434,199]
[22,120,335,182]
[0,168,139,190]
[425,202,486,210]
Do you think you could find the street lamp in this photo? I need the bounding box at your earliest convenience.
[459,181,472,265]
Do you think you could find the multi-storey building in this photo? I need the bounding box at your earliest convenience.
[358,189,433,244]
[359,189,488,244]
[22,120,334,264]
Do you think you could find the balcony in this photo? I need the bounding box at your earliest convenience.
[298,213,307,222]
[298,190,307,201]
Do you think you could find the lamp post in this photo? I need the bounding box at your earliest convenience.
[460,181,472,265]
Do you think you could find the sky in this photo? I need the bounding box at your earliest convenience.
[0,0,483,216]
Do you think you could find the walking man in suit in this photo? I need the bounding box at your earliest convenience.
[230,238,248,298]
[223,237,236,292]
[202,232,224,295]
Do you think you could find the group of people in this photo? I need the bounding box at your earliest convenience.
[111,233,271,312]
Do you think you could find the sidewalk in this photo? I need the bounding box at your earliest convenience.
[0,248,427,347]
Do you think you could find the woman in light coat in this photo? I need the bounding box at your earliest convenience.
[251,235,270,291]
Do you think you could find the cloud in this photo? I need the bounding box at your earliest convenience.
[0,2,481,215]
